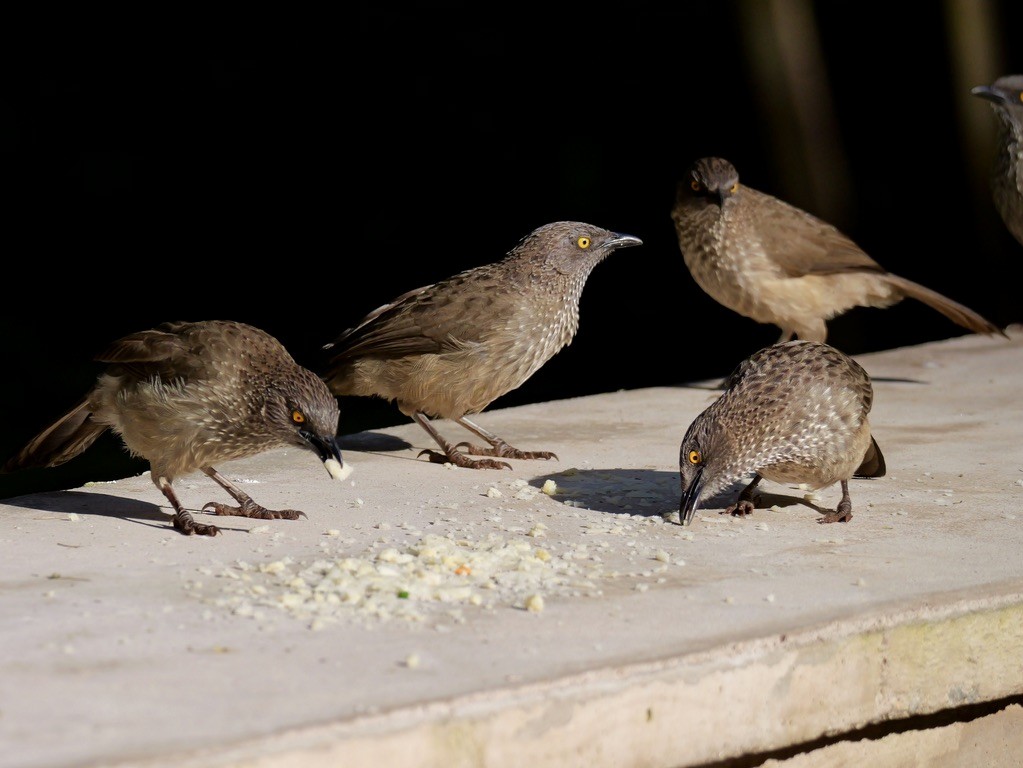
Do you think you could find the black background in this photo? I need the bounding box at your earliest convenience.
[2,4,1021,500]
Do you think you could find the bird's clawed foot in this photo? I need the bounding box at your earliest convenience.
[417,448,512,470]
[454,439,558,462]
[722,485,760,518]
[722,498,757,518]
[818,502,853,524]
[173,510,221,537]
[202,500,306,521]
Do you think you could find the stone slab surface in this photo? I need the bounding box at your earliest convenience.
[2,329,1022,768]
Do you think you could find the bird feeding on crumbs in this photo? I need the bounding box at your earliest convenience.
[2,320,350,537]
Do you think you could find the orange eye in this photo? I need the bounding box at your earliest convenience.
[292,409,306,424]
[690,180,701,191]
[687,450,701,465]
[730,183,739,193]
[577,236,591,249]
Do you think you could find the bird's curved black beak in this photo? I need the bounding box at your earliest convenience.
[971,85,1007,106]
[679,467,705,527]
[301,430,346,479]
[608,233,644,249]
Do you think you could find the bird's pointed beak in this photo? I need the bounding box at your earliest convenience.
[609,233,644,249]
[679,467,705,526]
[302,430,349,481]
[971,85,1007,105]
[714,187,734,205]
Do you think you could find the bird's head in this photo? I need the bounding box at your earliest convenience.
[677,156,741,211]
[678,410,735,527]
[266,369,347,481]
[972,75,1023,117]
[517,221,643,276]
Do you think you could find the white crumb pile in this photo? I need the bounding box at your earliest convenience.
[202,532,581,629]
[190,476,687,630]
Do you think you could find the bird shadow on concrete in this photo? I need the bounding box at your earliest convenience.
[528,467,679,519]
[738,489,836,521]
[528,467,857,524]
[4,490,249,535]
[675,376,930,392]
[869,376,930,385]
[705,485,878,523]
[338,431,413,454]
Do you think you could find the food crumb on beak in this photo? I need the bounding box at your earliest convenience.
[325,458,353,481]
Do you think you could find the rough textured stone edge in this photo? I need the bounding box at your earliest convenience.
[130,584,1023,768]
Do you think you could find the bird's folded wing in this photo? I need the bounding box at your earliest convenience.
[754,197,886,277]
[93,326,204,380]
[326,281,515,361]
[94,329,190,363]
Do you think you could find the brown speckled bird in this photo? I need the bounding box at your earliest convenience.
[671,156,1006,343]
[2,320,346,536]
[322,221,643,469]
[972,75,1023,247]
[678,340,885,526]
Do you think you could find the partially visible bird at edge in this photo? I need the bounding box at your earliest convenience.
[972,75,1023,247]
[321,221,643,470]
[2,320,347,537]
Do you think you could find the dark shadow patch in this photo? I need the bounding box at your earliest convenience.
[527,468,878,526]
[528,467,679,519]
[5,490,249,534]
[691,693,1023,767]
[671,380,727,392]
[870,376,929,384]
[338,431,414,453]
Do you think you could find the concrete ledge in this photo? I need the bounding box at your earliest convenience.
[159,589,1023,768]
[3,328,1023,768]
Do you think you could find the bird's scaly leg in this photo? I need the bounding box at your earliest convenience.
[453,416,558,462]
[200,467,306,520]
[818,480,853,524]
[156,476,221,536]
[412,413,513,470]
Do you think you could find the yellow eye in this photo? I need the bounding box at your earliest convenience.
[687,450,701,465]
[730,183,739,193]
[291,409,306,424]
[690,180,701,191]
[577,236,591,249]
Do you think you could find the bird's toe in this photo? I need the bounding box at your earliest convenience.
[818,510,853,524]
[173,511,221,536]
[723,500,756,517]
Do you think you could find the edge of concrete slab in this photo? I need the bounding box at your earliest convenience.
[8,329,1023,768]
[131,582,1023,768]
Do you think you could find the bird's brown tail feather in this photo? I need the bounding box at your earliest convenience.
[854,436,886,478]
[2,399,108,473]
[886,274,1007,338]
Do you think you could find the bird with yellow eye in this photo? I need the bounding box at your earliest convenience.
[322,220,642,469]
[670,156,1005,343]
[677,339,885,527]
